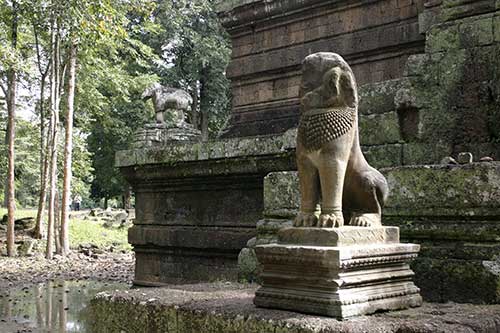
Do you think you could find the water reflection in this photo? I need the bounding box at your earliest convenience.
[0,280,128,332]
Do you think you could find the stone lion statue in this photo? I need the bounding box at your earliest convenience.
[294,52,388,228]
[142,83,193,127]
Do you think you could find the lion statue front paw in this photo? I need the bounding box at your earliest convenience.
[294,212,318,227]
[319,213,344,228]
[349,213,381,227]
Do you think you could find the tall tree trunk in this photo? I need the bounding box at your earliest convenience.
[123,186,131,210]
[46,20,60,260]
[6,0,19,257]
[54,190,61,254]
[200,68,209,142]
[33,24,51,240]
[190,81,199,129]
[34,77,50,239]
[34,124,49,239]
[60,39,77,256]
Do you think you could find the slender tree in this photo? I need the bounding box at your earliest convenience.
[60,38,77,255]
[5,0,19,256]
[46,14,62,259]
[33,16,51,239]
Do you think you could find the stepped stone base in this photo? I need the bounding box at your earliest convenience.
[254,226,422,319]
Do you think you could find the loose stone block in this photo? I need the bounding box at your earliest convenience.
[254,227,422,319]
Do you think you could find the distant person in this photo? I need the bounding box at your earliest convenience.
[73,195,82,211]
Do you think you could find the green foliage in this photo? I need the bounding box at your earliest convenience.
[0,208,37,219]
[69,218,131,251]
[0,0,233,206]
[144,0,231,135]
[76,2,159,201]
[0,118,40,207]
[0,208,131,251]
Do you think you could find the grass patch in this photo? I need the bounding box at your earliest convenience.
[0,208,131,252]
[0,208,38,220]
[69,219,131,252]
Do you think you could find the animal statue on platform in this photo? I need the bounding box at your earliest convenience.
[294,52,389,228]
[142,83,193,128]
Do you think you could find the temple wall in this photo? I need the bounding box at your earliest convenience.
[117,0,499,291]
[218,0,426,137]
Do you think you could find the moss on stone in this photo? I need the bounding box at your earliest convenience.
[383,163,500,217]
[358,79,402,115]
[426,23,460,52]
[401,143,451,165]
[115,130,296,168]
[494,15,500,42]
[459,16,494,47]
[362,144,403,168]
[359,112,402,146]
[412,257,500,303]
[89,284,500,331]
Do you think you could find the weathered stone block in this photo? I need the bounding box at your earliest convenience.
[440,0,496,21]
[383,163,500,217]
[401,142,451,165]
[359,112,402,145]
[254,227,422,319]
[426,23,460,52]
[459,16,494,47]
[358,79,402,115]
[403,54,431,77]
[263,171,299,218]
[362,144,403,168]
[412,256,500,303]
[260,162,500,222]
[238,247,259,282]
[495,14,500,42]
[278,226,400,246]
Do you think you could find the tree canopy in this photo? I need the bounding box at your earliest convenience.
[0,0,231,209]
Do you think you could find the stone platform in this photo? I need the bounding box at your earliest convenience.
[116,131,296,285]
[89,282,500,332]
[254,227,422,319]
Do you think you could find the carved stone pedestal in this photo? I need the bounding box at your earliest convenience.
[133,123,201,148]
[254,226,422,319]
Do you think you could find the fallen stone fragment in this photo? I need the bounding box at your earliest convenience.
[479,156,494,162]
[440,156,457,165]
[457,152,473,164]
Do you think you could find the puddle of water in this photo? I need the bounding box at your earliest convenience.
[0,280,129,332]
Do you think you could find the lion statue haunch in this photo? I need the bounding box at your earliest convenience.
[294,52,389,228]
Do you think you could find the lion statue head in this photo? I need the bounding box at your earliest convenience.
[298,53,358,151]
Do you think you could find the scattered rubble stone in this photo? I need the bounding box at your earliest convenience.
[479,156,494,162]
[457,152,473,164]
[0,216,36,230]
[440,156,457,165]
